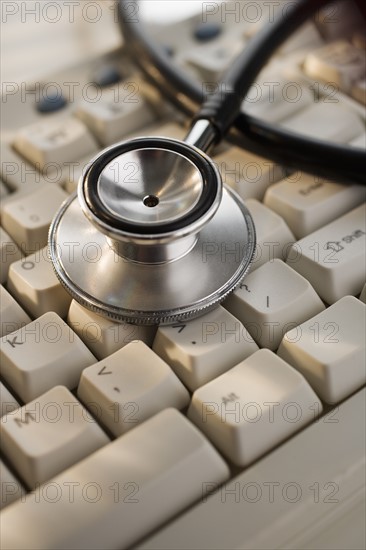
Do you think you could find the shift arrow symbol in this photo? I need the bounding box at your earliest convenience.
[325,241,344,253]
[98,366,112,375]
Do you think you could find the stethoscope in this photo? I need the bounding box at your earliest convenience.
[49,0,365,326]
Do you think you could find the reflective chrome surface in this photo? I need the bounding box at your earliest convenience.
[184,120,218,152]
[49,129,256,324]
[97,148,203,225]
[49,187,256,325]
[78,136,223,264]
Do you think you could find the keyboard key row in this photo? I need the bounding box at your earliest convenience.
[0,296,364,511]
[0,409,229,549]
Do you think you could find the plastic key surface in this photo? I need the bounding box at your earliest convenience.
[0,386,109,489]
[153,305,259,391]
[264,172,365,239]
[188,349,322,467]
[13,118,98,169]
[244,199,295,271]
[0,409,229,550]
[68,300,156,359]
[7,247,72,318]
[0,228,22,284]
[0,312,96,402]
[1,185,68,253]
[0,461,25,510]
[224,259,325,350]
[0,382,19,418]
[0,285,31,337]
[78,341,190,436]
[278,296,366,404]
[286,204,366,304]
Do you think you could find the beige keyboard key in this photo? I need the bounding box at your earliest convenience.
[0,461,25,510]
[0,409,229,550]
[287,204,366,304]
[139,122,186,140]
[0,386,109,489]
[0,312,96,402]
[360,283,366,303]
[304,40,366,94]
[0,228,22,284]
[183,38,244,80]
[264,172,366,238]
[278,296,366,404]
[76,85,156,145]
[188,349,322,467]
[13,118,98,169]
[280,102,365,143]
[0,285,30,337]
[243,77,313,123]
[7,247,71,318]
[125,121,188,142]
[245,199,295,270]
[78,341,189,436]
[0,142,51,194]
[0,180,9,199]
[68,300,156,359]
[1,184,68,253]
[351,77,366,105]
[350,132,366,149]
[214,147,286,201]
[224,260,325,350]
[63,154,91,193]
[153,305,259,391]
[0,382,19,418]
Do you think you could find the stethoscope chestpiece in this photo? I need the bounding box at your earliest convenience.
[49,136,256,325]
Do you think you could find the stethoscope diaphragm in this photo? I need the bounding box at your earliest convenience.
[49,136,256,325]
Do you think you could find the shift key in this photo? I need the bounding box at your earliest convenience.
[286,204,366,304]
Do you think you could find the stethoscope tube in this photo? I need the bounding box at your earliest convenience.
[117,0,366,185]
[49,0,365,325]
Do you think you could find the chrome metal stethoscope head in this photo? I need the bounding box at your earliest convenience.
[49,124,256,325]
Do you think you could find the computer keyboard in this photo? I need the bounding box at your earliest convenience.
[0,1,365,549]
